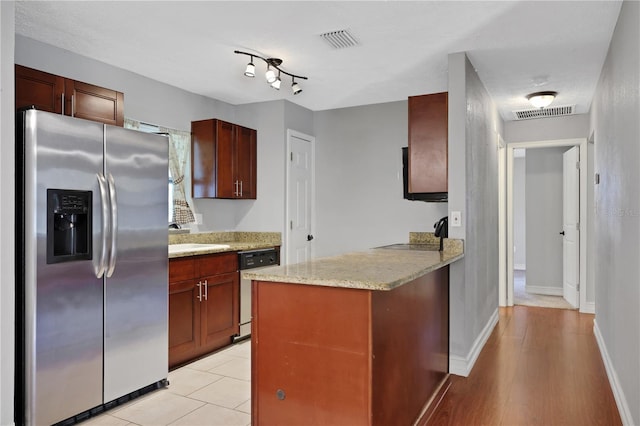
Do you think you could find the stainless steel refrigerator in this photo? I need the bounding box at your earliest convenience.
[16,109,169,426]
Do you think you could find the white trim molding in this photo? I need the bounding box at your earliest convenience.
[593,320,633,425]
[503,138,591,314]
[450,308,499,377]
[581,301,595,314]
[525,285,563,296]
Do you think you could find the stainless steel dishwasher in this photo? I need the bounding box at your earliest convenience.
[236,248,280,341]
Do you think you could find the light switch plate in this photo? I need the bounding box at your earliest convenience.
[451,211,461,227]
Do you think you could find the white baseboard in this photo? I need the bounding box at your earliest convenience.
[514,263,526,270]
[580,301,595,314]
[593,319,633,425]
[449,308,499,377]
[525,285,563,296]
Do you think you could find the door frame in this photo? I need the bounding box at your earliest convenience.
[500,138,591,313]
[285,129,316,265]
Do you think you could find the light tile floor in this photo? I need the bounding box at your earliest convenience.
[83,340,252,426]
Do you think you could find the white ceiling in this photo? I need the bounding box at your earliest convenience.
[15,1,623,120]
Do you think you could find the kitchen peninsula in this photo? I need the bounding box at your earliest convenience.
[244,234,463,425]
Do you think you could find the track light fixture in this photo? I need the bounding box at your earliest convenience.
[234,50,307,95]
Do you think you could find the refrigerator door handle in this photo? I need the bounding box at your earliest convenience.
[97,173,110,278]
[106,173,118,278]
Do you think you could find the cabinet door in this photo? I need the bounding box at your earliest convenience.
[235,126,257,199]
[15,65,64,114]
[216,120,236,198]
[192,119,216,198]
[65,80,124,126]
[200,272,239,350]
[168,279,201,368]
[408,92,448,193]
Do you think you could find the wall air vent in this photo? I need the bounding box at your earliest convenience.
[320,29,359,49]
[513,105,575,120]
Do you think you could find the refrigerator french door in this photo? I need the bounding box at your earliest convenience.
[16,109,169,426]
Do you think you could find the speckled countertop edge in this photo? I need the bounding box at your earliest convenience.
[168,232,281,258]
[243,235,464,291]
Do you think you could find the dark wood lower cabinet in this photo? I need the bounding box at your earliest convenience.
[252,266,450,425]
[169,253,239,369]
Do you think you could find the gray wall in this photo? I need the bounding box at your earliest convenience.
[513,156,526,268]
[590,0,639,423]
[525,147,566,292]
[313,101,447,257]
[448,52,502,365]
[0,2,15,424]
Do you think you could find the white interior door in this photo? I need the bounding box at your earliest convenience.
[286,131,314,265]
[562,146,580,307]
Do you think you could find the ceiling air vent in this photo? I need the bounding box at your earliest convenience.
[320,29,359,49]
[513,105,575,120]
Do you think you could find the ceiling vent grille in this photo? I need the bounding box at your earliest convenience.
[320,29,359,49]
[513,105,575,120]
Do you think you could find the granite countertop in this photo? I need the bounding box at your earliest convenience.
[168,231,281,258]
[242,233,463,291]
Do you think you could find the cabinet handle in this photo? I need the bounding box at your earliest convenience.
[61,93,65,115]
[203,279,208,300]
[71,94,75,117]
[240,181,243,197]
[197,281,202,301]
[234,180,239,197]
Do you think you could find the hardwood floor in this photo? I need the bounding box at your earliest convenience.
[429,306,621,426]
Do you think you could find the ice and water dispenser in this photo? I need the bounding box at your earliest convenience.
[47,189,92,264]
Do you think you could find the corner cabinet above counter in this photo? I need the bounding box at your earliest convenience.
[246,239,463,425]
[191,118,257,199]
[407,92,448,201]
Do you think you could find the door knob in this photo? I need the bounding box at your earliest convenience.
[559,231,565,235]
[307,234,314,241]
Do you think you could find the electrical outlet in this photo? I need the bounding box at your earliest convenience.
[195,213,203,225]
[451,211,461,227]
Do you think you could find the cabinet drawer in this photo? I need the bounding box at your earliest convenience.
[169,257,196,282]
[198,252,238,276]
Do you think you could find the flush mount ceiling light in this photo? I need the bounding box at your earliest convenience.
[526,91,558,109]
[234,50,307,95]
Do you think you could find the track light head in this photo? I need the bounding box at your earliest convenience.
[265,66,277,84]
[271,72,282,90]
[291,78,302,95]
[244,59,255,78]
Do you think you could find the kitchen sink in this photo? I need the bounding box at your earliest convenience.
[168,243,230,254]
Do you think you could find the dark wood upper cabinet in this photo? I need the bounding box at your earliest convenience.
[191,118,257,199]
[15,65,64,114]
[15,65,124,127]
[64,80,124,126]
[408,92,448,194]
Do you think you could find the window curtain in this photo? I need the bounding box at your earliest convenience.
[125,118,196,224]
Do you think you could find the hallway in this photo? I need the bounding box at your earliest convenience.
[429,306,621,425]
